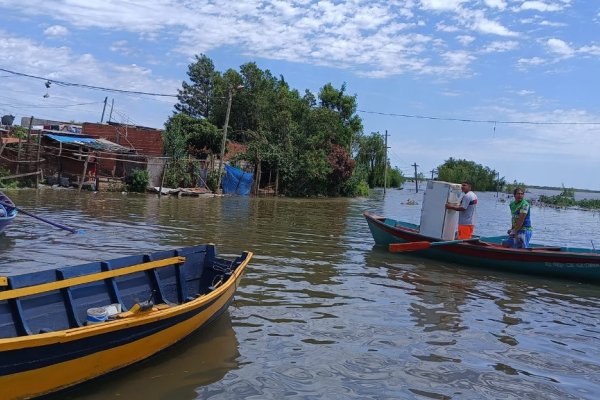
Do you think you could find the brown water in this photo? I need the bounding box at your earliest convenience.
[1,187,600,399]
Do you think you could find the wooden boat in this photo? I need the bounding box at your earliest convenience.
[364,210,600,282]
[0,191,17,234]
[0,244,252,400]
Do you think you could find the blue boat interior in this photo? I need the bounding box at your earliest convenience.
[0,244,244,338]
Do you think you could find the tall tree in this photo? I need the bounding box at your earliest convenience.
[437,158,503,191]
[355,133,386,187]
[175,54,219,119]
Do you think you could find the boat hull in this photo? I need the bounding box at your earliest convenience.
[0,244,252,400]
[0,191,17,234]
[364,211,600,282]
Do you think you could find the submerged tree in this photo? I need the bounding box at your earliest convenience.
[171,55,366,196]
[436,158,503,191]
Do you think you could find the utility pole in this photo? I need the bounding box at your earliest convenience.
[108,99,114,123]
[496,171,500,197]
[383,130,388,195]
[100,96,108,123]
[216,85,244,193]
[412,162,419,193]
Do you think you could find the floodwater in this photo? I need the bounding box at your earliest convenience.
[1,186,600,400]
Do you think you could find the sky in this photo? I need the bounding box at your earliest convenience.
[0,0,599,190]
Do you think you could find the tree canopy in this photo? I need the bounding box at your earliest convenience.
[436,158,504,192]
[168,54,396,196]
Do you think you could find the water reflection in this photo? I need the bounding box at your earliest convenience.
[2,188,600,399]
[47,313,240,400]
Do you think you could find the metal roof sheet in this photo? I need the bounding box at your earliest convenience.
[44,134,133,153]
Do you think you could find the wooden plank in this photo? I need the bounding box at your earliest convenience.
[0,256,186,301]
[0,170,42,181]
[0,137,23,144]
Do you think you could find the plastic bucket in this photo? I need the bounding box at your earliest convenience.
[87,307,109,324]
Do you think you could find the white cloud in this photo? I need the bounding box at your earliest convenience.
[480,40,518,53]
[517,89,535,95]
[420,0,467,11]
[519,1,563,12]
[483,0,507,10]
[539,20,566,27]
[109,40,139,56]
[455,8,518,37]
[456,35,475,45]
[0,29,178,126]
[578,44,600,57]
[436,22,460,32]
[517,56,546,68]
[43,25,69,37]
[546,38,574,57]
[471,17,517,36]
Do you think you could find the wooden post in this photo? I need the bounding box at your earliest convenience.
[95,152,100,191]
[158,160,168,197]
[78,153,90,192]
[35,131,42,187]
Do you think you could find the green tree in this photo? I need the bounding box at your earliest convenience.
[162,113,221,188]
[504,180,527,194]
[172,55,366,197]
[436,158,502,191]
[175,54,220,119]
[388,167,405,188]
[355,133,386,188]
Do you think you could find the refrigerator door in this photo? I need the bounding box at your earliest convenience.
[419,181,461,240]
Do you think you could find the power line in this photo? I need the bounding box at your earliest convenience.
[0,67,178,98]
[358,109,600,126]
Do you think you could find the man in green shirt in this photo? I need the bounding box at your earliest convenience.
[502,187,533,248]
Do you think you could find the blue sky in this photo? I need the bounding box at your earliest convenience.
[1,0,599,189]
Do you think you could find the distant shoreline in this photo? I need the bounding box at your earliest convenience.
[404,180,600,194]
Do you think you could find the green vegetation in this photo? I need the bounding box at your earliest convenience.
[0,166,18,189]
[164,54,399,196]
[436,158,503,191]
[537,186,600,209]
[504,180,527,194]
[125,169,150,193]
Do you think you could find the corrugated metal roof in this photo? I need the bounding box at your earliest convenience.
[44,133,133,153]
[45,134,97,144]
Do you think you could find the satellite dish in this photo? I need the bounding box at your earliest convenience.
[1,115,15,126]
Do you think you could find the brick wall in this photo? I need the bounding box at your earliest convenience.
[82,123,164,156]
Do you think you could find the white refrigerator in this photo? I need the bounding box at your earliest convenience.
[419,180,462,240]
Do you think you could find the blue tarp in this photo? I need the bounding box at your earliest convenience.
[222,164,253,195]
[45,134,97,144]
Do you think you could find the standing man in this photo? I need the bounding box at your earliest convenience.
[502,187,533,248]
[445,181,478,239]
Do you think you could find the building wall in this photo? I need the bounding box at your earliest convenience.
[82,123,164,157]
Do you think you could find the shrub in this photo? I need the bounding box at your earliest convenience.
[125,169,149,193]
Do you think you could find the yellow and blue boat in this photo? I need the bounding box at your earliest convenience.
[0,244,252,399]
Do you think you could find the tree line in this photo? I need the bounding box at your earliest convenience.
[162,54,403,196]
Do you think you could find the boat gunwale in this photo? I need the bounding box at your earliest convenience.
[363,210,600,259]
[0,250,253,350]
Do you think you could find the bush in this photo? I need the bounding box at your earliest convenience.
[125,169,149,193]
[206,170,221,192]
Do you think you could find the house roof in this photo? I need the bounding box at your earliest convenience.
[44,133,134,153]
